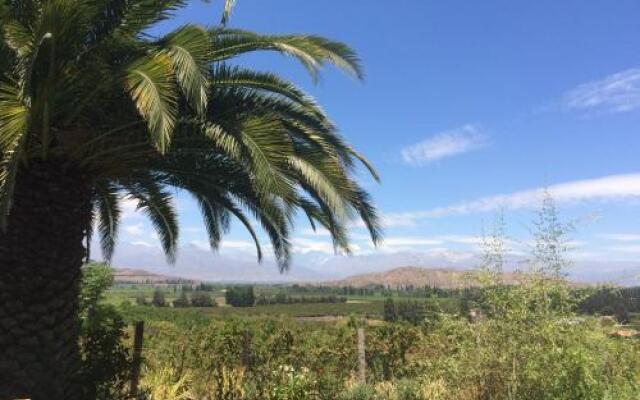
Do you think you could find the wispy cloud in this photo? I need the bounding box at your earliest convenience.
[598,233,640,242]
[563,68,640,113]
[384,172,640,226]
[383,237,444,247]
[401,124,486,166]
[190,239,258,252]
[291,238,362,254]
[608,245,640,254]
[123,223,145,236]
[130,240,154,248]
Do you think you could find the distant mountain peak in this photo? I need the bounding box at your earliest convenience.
[113,267,199,284]
[321,265,519,288]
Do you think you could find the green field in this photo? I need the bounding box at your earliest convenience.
[106,284,462,324]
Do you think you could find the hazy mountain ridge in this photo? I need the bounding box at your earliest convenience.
[319,266,523,288]
[113,268,199,284]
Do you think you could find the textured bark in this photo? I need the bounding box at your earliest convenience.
[0,160,92,400]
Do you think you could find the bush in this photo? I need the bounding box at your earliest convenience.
[135,293,147,306]
[191,291,216,307]
[225,286,255,307]
[338,384,376,400]
[172,291,190,308]
[152,289,166,307]
[78,263,132,399]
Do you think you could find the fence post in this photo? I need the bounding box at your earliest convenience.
[130,320,144,398]
[241,329,252,369]
[357,327,366,384]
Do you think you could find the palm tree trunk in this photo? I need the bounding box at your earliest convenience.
[0,160,93,400]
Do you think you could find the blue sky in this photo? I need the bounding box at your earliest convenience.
[111,1,640,283]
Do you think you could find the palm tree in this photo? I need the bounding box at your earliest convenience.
[0,0,382,398]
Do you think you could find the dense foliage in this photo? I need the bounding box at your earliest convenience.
[255,293,347,306]
[79,263,132,399]
[578,286,640,323]
[225,285,256,307]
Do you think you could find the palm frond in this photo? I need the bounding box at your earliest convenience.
[209,193,264,262]
[351,185,383,245]
[127,178,179,262]
[348,146,380,182]
[117,0,187,36]
[220,0,236,26]
[3,20,33,57]
[238,118,295,200]
[287,155,347,218]
[161,25,210,116]
[124,51,178,152]
[235,193,290,270]
[211,64,321,110]
[94,181,121,262]
[298,193,351,255]
[210,29,364,81]
[194,194,226,251]
[0,81,28,229]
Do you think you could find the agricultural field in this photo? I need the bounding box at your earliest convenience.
[87,266,640,400]
[106,285,463,322]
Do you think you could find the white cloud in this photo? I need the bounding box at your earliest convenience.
[598,233,640,242]
[124,223,145,236]
[435,235,483,245]
[290,238,364,255]
[421,248,477,263]
[301,228,332,237]
[121,197,140,219]
[563,68,640,113]
[222,240,258,250]
[292,238,335,254]
[375,236,443,253]
[608,245,640,254]
[401,124,486,166]
[130,240,154,248]
[189,240,210,251]
[383,172,640,225]
[383,237,444,247]
[190,239,257,252]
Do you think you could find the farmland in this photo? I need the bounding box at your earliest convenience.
[91,273,640,400]
[106,284,462,322]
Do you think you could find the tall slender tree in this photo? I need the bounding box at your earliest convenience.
[0,1,382,398]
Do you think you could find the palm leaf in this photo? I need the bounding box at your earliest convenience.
[287,155,347,218]
[162,25,210,116]
[210,29,364,81]
[94,181,121,262]
[127,179,179,262]
[211,64,321,110]
[0,81,28,229]
[124,51,178,152]
[220,0,236,26]
[238,118,295,200]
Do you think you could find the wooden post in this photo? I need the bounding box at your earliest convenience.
[357,327,366,384]
[130,320,144,398]
[240,329,252,368]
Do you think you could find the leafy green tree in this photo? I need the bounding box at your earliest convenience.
[226,285,255,307]
[78,263,131,399]
[0,0,381,397]
[173,290,190,308]
[79,262,114,315]
[152,288,166,307]
[135,292,148,306]
[191,291,216,307]
[383,297,397,322]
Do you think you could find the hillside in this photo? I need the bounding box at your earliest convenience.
[113,268,199,284]
[322,266,521,289]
